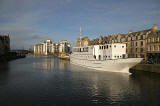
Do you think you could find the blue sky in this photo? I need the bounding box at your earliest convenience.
[0,0,160,49]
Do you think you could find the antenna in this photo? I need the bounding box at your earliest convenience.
[80,27,82,47]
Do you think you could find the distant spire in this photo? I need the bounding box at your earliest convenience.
[80,27,82,47]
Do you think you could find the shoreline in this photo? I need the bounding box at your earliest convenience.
[0,52,26,63]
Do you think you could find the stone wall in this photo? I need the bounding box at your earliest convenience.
[0,35,10,55]
[130,64,160,73]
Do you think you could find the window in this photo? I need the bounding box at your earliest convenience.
[106,45,108,49]
[136,36,138,40]
[122,46,124,48]
[141,41,143,46]
[136,42,138,46]
[102,46,103,49]
[104,46,106,49]
[136,48,137,52]
[110,45,111,48]
[115,56,116,58]
[99,46,101,49]
[140,48,143,52]
[141,35,143,40]
[114,45,116,48]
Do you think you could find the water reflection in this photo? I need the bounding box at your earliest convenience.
[32,56,69,71]
[129,73,160,105]
[0,63,10,85]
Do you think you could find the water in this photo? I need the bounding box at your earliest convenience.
[0,56,160,106]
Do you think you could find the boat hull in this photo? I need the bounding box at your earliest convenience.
[70,56,142,73]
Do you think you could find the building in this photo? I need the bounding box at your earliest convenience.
[0,35,10,55]
[76,36,91,47]
[34,40,71,55]
[34,40,55,55]
[59,40,71,53]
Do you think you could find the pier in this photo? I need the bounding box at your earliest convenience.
[129,64,160,74]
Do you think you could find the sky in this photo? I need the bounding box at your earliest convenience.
[0,0,160,49]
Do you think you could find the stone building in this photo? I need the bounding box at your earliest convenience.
[0,35,10,55]
[79,24,160,63]
[76,36,91,47]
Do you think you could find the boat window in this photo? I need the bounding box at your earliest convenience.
[94,55,96,59]
[106,45,108,49]
[99,55,101,60]
[122,46,124,48]
[114,45,116,48]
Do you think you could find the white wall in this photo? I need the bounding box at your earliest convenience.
[93,43,126,60]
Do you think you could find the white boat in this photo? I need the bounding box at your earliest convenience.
[70,28,143,73]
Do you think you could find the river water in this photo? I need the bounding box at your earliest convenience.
[0,56,160,106]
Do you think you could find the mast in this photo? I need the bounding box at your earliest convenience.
[80,27,82,47]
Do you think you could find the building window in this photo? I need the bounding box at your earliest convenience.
[141,48,143,52]
[102,46,103,49]
[136,48,137,52]
[141,41,143,46]
[136,42,138,46]
[99,46,101,49]
[136,36,138,40]
[141,35,143,40]
[110,45,111,48]
[106,45,108,49]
